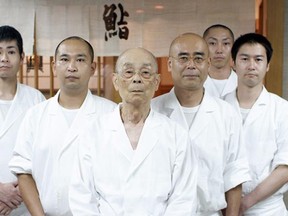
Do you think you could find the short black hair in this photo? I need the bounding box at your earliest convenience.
[54,36,94,63]
[203,24,234,42]
[231,33,273,63]
[0,25,23,55]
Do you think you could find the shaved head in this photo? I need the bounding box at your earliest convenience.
[116,47,158,74]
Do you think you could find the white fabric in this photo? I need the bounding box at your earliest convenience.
[182,105,199,129]
[224,87,288,215]
[69,106,198,216]
[0,83,45,216]
[61,106,79,127]
[33,0,254,56]
[0,99,12,124]
[240,107,250,125]
[151,88,250,215]
[9,90,116,216]
[0,1,255,56]
[204,70,237,99]
[0,0,255,56]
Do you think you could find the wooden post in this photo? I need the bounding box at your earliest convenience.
[97,56,101,96]
[265,0,285,96]
[50,56,54,97]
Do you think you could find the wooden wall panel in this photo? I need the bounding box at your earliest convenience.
[265,0,285,96]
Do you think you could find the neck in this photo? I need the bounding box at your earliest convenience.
[0,78,17,100]
[174,87,204,107]
[120,103,150,125]
[236,84,263,109]
[58,89,88,109]
[208,64,231,80]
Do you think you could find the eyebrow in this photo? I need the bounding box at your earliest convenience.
[239,53,265,58]
[142,63,152,68]
[178,51,205,56]
[207,37,232,41]
[122,63,133,68]
[123,63,152,68]
[7,46,18,49]
[0,45,17,50]
[76,54,88,58]
[58,53,88,58]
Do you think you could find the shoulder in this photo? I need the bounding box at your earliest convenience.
[18,83,45,98]
[151,92,173,109]
[83,93,117,115]
[267,92,288,116]
[25,96,53,114]
[268,92,288,105]
[204,93,239,119]
[151,109,186,132]
[152,92,170,103]
[205,92,235,109]
[92,95,117,107]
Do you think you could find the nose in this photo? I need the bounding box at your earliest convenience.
[68,60,77,72]
[132,72,143,83]
[186,58,196,69]
[247,59,256,70]
[216,43,223,54]
[0,52,9,62]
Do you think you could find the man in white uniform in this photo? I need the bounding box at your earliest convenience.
[203,24,237,99]
[0,25,45,216]
[152,33,250,215]
[224,33,288,215]
[69,47,198,215]
[9,36,116,216]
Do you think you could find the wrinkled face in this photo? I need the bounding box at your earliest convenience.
[54,39,95,93]
[0,40,23,79]
[113,48,160,106]
[168,35,210,91]
[204,27,233,69]
[234,43,269,88]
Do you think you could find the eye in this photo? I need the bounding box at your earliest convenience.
[141,70,152,78]
[255,58,263,62]
[208,41,216,46]
[77,58,85,62]
[178,56,189,63]
[124,70,133,74]
[194,56,204,63]
[60,57,69,62]
[8,50,16,55]
[240,57,248,61]
[122,70,134,78]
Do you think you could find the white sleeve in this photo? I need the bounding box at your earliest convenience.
[69,131,101,216]
[9,108,35,175]
[272,102,288,169]
[164,128,198,215]
[224,108,251,191]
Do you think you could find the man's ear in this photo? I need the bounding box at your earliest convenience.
[52,61,57,76]
[167,58,172,73]
[232,60,236,72]
[90,62,96,77]
[207,57,211,68]
[154,74,161,91]
[20,53,25,64]
[112,73,119,91]
[266,63,270,73]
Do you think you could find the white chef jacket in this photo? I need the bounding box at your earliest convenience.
[9,90,116,216]
[151,88,250,215]
[0,83,45,216]
[69,106,198,216]
[224,87,288,216]
[204,70,237,99]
